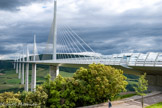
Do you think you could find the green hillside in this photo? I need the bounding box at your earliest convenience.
[0,67,76,93]
[0,60,138,93]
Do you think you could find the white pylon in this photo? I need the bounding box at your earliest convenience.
[25,45,29,91]
[53,0,57,61]
[26,46,30,61]
[33,34,36,61]
[18,54,21,79]
[16,56,18,74]
[31,35,37,92]
[23,48,25,62]
[14,57,16,69]
[21,48,25,84]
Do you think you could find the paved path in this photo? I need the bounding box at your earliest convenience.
[80,91,162,108]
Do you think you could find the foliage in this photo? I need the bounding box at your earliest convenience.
[46,64,128,107]
[44,75,77,108]
[112,93,136,101]
[0,60,13,70]
[0,87,48,108]
[134,73,148,96]
[0,92,21,108]
[134,73,148,108]
[21,86,48,107]
[126,81,138,91]
[146,102,162,108]
[124,74,139,80]
[73,64,128,106]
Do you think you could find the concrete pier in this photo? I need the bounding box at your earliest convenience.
[16,62,18,74]
[49,65,59,80]
[18,63,21,79]
[25,63,29,91]
[14,62,15,69]
[31,64,36,92]
[21,63,24,84]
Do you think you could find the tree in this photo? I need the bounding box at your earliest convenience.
[21,86,48,107]
[134,73,148,108]
[73,63,128,106]
[44,64,128,107]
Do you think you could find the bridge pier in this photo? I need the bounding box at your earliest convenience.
[18,63,21,79]
[49,65,59,80]
[16,62,18,74]
[25,63,29,91]
[21,63,24,84]
[147,75,162,91]
[14,62,15,69]
[31,64,37,92]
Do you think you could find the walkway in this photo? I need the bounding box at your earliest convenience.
[80,91,162,108]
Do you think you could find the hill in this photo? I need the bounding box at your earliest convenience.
[0,60,138,93]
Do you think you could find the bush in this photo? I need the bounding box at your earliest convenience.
[21,86,48,107]
[0,92,21,108]
[46,64,128,107]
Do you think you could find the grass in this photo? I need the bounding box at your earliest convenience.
[146,102,162,108]
[0,65,138,93]
[119,93,136,99]
[112,93,137,101]
[60,71,74,77]
[0,67,75,93]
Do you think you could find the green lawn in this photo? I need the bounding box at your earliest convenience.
[146,102,162,108]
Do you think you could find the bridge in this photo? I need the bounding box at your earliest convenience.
[13,0,162,92]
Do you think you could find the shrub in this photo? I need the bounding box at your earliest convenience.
[46,64,128,107]
[0,92,21,108]
[21,86,48,107]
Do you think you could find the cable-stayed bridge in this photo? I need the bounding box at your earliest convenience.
[13,0,162,92]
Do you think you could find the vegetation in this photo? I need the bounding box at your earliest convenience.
[0,92,21,107]
[134,73,148,108]
[21,86,48,107]
[0,60,13,70]
[0,60,138,93]
[0,86,48,108]
[41,64,128,107]
[112,93,136,101]
[0,66,76,93]
[125,74,138,91]
[0,64,128,107]
[0,60,139,107]
[146,102,162,108]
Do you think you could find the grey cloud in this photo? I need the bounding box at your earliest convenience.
[1,0,162,57]
[0,0,50,11]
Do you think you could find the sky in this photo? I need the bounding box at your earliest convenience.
[0,0,162,59]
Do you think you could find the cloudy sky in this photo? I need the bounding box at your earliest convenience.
[0,0,162,59]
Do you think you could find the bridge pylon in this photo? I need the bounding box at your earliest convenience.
[21,48,25,85]
[25,45,29,92]
[31,35,37,92]
[53,0,57,61]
